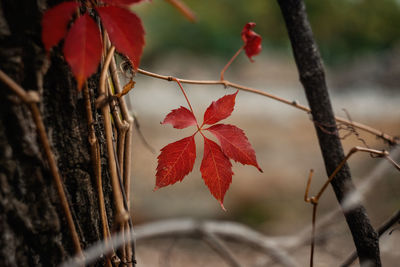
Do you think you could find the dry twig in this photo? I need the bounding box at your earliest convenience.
[98,46,128,224]
[110,53,136,267]
[83,84,114,267]
[341,210,400,267]
[304,146,400,266]
[136,68,398,146]
[0,69,83,257]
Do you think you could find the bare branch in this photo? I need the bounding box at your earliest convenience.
[136,68,398,146]
[201,231,243,267]
[109,50,136,267]
[98,46,128,223]
[304,146,400,266]
[61,219,299,267]
[276,1,383,265]
[134,219,299,267]
[341,210,400,267]
[83,84,114,266]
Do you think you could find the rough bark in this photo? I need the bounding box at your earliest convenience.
[0,0,113,266]
[276,0,381,266]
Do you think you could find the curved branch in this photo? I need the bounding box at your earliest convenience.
[136,68,398,146]
[61,219,299,267]
[134,219,299,267]
[201,231,242,267]
[99,46,128,222]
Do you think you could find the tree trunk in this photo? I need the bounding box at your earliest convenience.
[0,1,114,266]
[276,1,381,266]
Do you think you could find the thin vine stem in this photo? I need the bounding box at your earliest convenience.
[136,68,399,146]
[99,45,128,223]
[83,84,114,267]
[106,35,136,266]
[172,78,195,114]
[310,204,317,267]
[220,46,244,81]
[0,69,83,257]
[172,78,201,131]
[0,70,34,102]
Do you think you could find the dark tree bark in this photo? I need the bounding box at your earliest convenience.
[0,0,114,266]
[276,0,381,266]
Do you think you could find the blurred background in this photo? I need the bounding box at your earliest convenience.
[126,0,400,265]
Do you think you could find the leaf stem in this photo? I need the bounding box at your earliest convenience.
[172,78,201,131]
[220,46,244,81]
[136,68,399,146]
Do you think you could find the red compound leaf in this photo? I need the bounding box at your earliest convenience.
[96,5,145,70]
[41,1,79,52]
[101,0,147,6]
[155,135,196,189]
[200,136,233,210]
[162,106,197,129]
[207,124,262,172]
[63,13,102,90]
[241,22,262,61]
[203,90,238,125]
[156,90,262,210]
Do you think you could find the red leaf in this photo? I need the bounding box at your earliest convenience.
[155,135,196,189]
[200,136,233,210]
[101,0,146,6]
[162,106,197,129]
[207,124,262,172]
[41,2,79,52]
[96,6,145,69]
[63,14,102,90]
[241,22,262,61]
[203,90,238,125]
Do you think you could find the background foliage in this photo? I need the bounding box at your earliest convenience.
[135,0,400,65]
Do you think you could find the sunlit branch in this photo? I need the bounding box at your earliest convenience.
[136,68,399,146]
